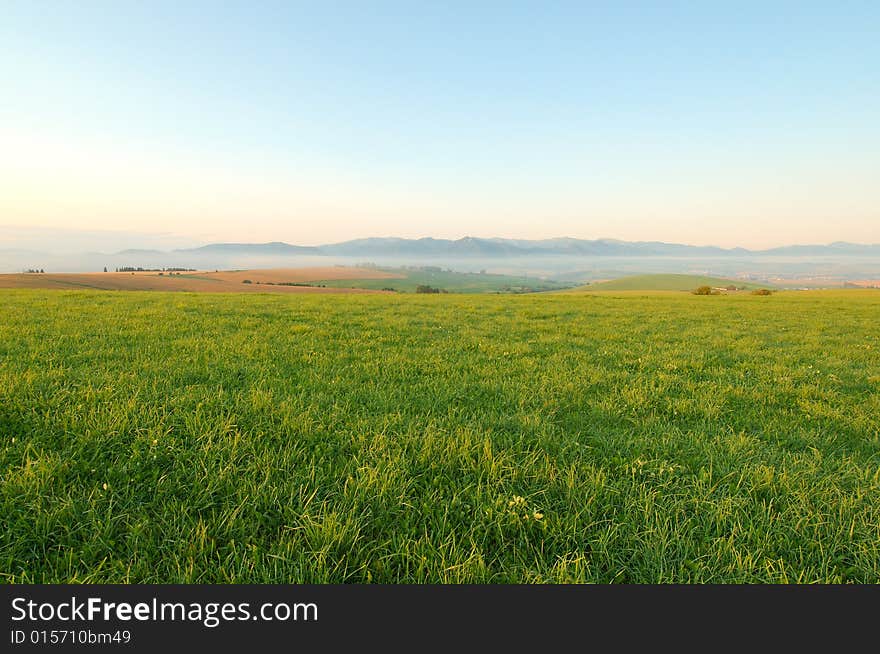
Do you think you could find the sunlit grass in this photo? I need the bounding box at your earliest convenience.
[1,289,878,582]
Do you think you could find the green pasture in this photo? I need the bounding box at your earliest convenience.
[580,274,770,292]
[1,289,878,582]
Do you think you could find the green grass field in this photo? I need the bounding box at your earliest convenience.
[313,267,572,293]
[582,274,770,291]
[2,289,879,583]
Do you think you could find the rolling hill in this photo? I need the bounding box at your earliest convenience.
[0,266,570,294]
[578,274,771,291]
[313,267,572,293]
[0,267,396,294]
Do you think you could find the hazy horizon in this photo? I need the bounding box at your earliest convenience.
[3,223,879,283]
[2,2,879,250]
[2,223,879,256]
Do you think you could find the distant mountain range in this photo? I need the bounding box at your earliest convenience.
[4,236,878,276]
[168,237,880,258]
[179,242,319,255]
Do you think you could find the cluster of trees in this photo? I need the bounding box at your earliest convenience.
[693,285,773,296]
[415,285,445,294]
[271,281,325,287]
[24,269,44,273]
[241,280,327,287]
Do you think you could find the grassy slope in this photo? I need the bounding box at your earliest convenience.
[1,289,879,583]
[313,268,571,293]
[0,267,397,293]
[581,273,769,291]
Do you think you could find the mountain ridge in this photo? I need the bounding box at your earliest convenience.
[165,237,880,258]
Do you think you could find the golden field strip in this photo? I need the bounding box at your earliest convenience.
[0,267,401,294]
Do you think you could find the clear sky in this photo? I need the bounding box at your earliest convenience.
[1,1,878,249]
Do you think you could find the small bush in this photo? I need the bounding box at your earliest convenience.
[751,288,772,296]
[692,286,712,295]
[242,279,253,284]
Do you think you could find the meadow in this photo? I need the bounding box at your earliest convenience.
[313,267,572,293]
[0,266,571,295]
[1,288,879,583]
[0,266,396,294]
[582,273,770,291]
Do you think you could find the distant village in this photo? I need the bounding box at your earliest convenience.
[844,280,880,289]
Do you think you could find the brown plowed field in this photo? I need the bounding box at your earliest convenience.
[0,267,402,294]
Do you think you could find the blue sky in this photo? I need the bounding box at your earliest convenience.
[1,1,878,248]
